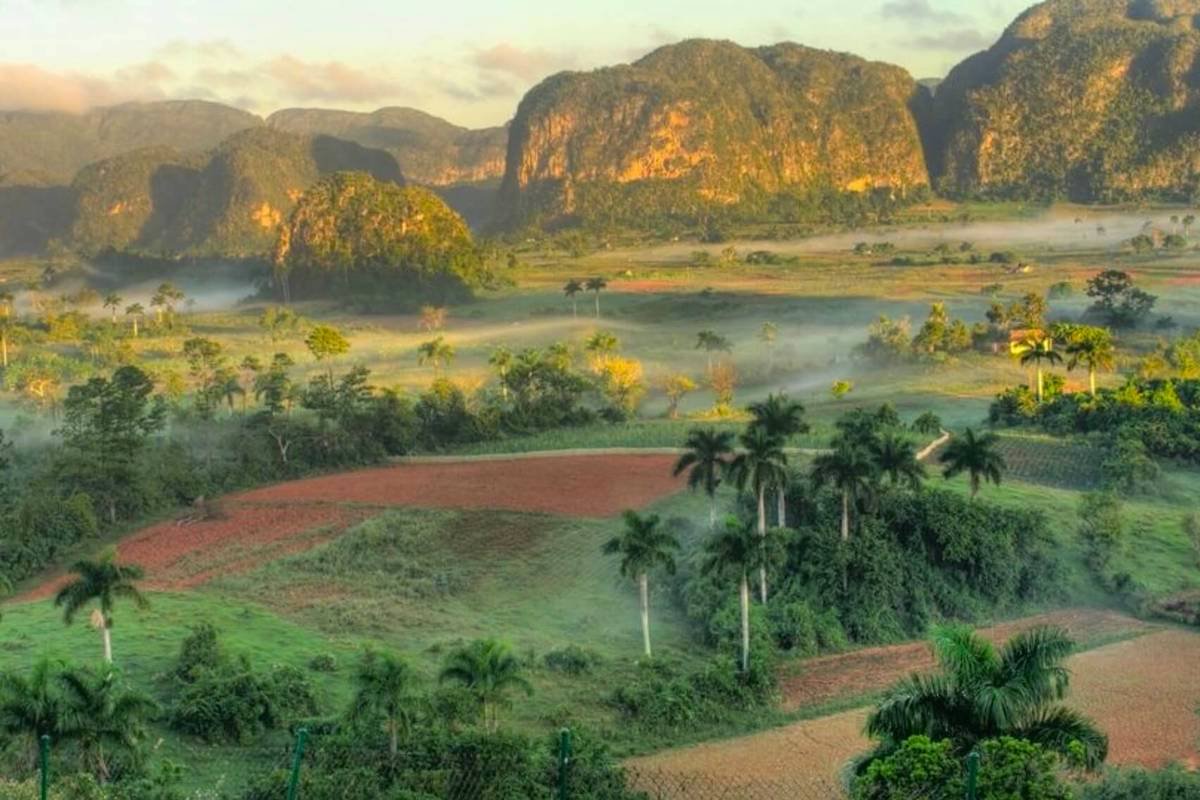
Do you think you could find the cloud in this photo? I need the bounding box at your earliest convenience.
[153,38,244,62]
[472,43,575,82]
[0,63,162,112]
[262,55,405,103]
[909,27,994,50]
[880,0,969,25]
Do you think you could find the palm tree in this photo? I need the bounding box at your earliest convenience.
[727,428,787,603]
[58,666,156,783]
[102,293,122,324]
[695,330,732,373]
[758,322,778,376]
[124,303,144,338]
[54,550,149,664]
[673,427,736,528]
[349,650,421,759]
[603,511,680,658]
[563,279,583,317]
[701,517,777,673]
[811,443,877,541]
[417,336,455,375]
[585,277,607,318]
[439,639,532,733]
[748,393,809,525]
[0,314,24,368]
[940,428,1006,500]
[1065,327,1116,397]
[871,432,926,490]
[489,346,513,401]
[1015,333,1063,403]
[865,625,1108,769]
[0,659,66,768]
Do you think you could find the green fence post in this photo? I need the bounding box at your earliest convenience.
[285,727,309,800]
[38,735,49,800]
[965,750,980,800]
[556,728,573,800]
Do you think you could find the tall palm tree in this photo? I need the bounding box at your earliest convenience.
[695,330,732,374]
[489,347,513,401]
[585,277,607,318]
[871,432,926,490]
[673,427,736,528]
[102,293,123,324]
[940,428,1006,500]
[439,639,532,733]
[603,511,680,658]
[417,336,455,375]
[727,428,787,603]
[701,517,777,673]
[349,650,421,759]
[58,666,156,783]
[124,303,144,338]
[563,279,583,317]
[865,625,1108,769]
[748,393,809,525]
[0,659,66,769]
[54,549,149,664]
[811,443,877,541]
[1015,333,1063,403]
[1065,327,1116,397]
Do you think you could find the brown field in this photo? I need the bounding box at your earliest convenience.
[630,625,1200,799]
[23,453,685,598]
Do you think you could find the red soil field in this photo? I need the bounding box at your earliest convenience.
[23,453,686,598]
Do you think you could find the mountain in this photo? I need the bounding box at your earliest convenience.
[498,39,931,229]
[69,128,404,258]
[0,100,260,185]
[931,0,1200,200]
[265,107,507,186]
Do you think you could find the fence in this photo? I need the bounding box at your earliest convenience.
[26,729,987,800]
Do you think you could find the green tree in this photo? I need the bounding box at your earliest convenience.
[695,330,732,373]
[563,279,583,317]
[0,659,66,769]
[149,283,184,327]
[1015,333,1063,403]
[348,650,421,759]
[1064,326,1116,397]
[865,625,1107,769]
[54,549,149,665]
[102,293,122,324]
[701,517,777,673]
[759,321,778,376]
[305,324,350,381]
[58,666,156,783]
[911,411,942,436]
[438,639,533,733]
[748,393,808,525]
[871,432,926,489]
[417,336,455,375]
[488,347,513,401]
[940,428,1006,500]
[602,511,680,658]
[727,427,788,603]
[811,443,877,540]
[259,306,303,344]
[123,303,144,338]
[673,427,735,528]
[1086,270,1156,329]
[585,277,607,318]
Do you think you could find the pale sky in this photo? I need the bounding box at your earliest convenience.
[0,0,1034,128]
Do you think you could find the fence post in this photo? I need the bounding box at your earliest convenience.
[965,750,980,800]
[285,727,308,800]
[38,735,49,800]
[556,727,573,800]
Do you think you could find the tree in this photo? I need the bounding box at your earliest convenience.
[602,511,679,658]
[1015,333,1062,403]
[239,355,262,412]
[438,639,533,732]
[58,666,156,783]
[940,428,1006,500]
[584,330,619,370]
[701,517,777,673]
[124,303,144,338]
[831,380,854,400]
[254,353,296,416]
[0,659,66,769]
[259,306,302,343]
[305,324,350,381]
[812,442,876,540]
[662,374,697,419]
[673,427,735,528]
[563,279,583,317]
[102,293,122,324]
[1064,326,1116,397]
[418,305,447,332]
[695,330,732,373]
[56,365,165,523]
[349,650,420,759]
[0,314,27,368]
[488,347,513,401]
[759,322,778,376]
[417,336,455,375]
[747,393,809,525]
[54,549,149,664]
[149,283,184,327]
[727,427,787,603]
[1086,270,1156,328]
[871,432,926,489]
[585,277,607,318]
[1184,214,1196,238]
[911,412,942,436]
[865,625,1107,769]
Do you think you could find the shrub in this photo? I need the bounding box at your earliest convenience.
[308,654,338,673]
[1080,766,1200,799]
[543,645,601,676]
[1077,492,1124,572]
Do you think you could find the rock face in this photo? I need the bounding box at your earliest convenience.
[266,107,507,186]
[0,100,260,185]
[69,128,403,258]
[932,0,1200,200]
[498,39,931,228]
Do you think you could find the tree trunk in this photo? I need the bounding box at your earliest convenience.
[757,486,768,604]
[841,490,850,541]
[970,475,980,501]
[102,622,113,664]
[709,496,717,529]
[572,298,577,317]
[1,334,7,368]
[1036,367,1044,403]
[739,573,751,673]
[639,572,652,658]
[132,318,139,338]
[594,293,600,318]
[777,489,786,528]
[1089,367,1097,397]
[388,718,398,759]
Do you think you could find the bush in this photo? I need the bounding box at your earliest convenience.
[1077,492,1124,572]
[308,654,338,673]
[543,645,601,676]
[1080,766,1200,799]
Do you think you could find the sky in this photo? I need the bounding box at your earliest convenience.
[0,0,1034,128]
